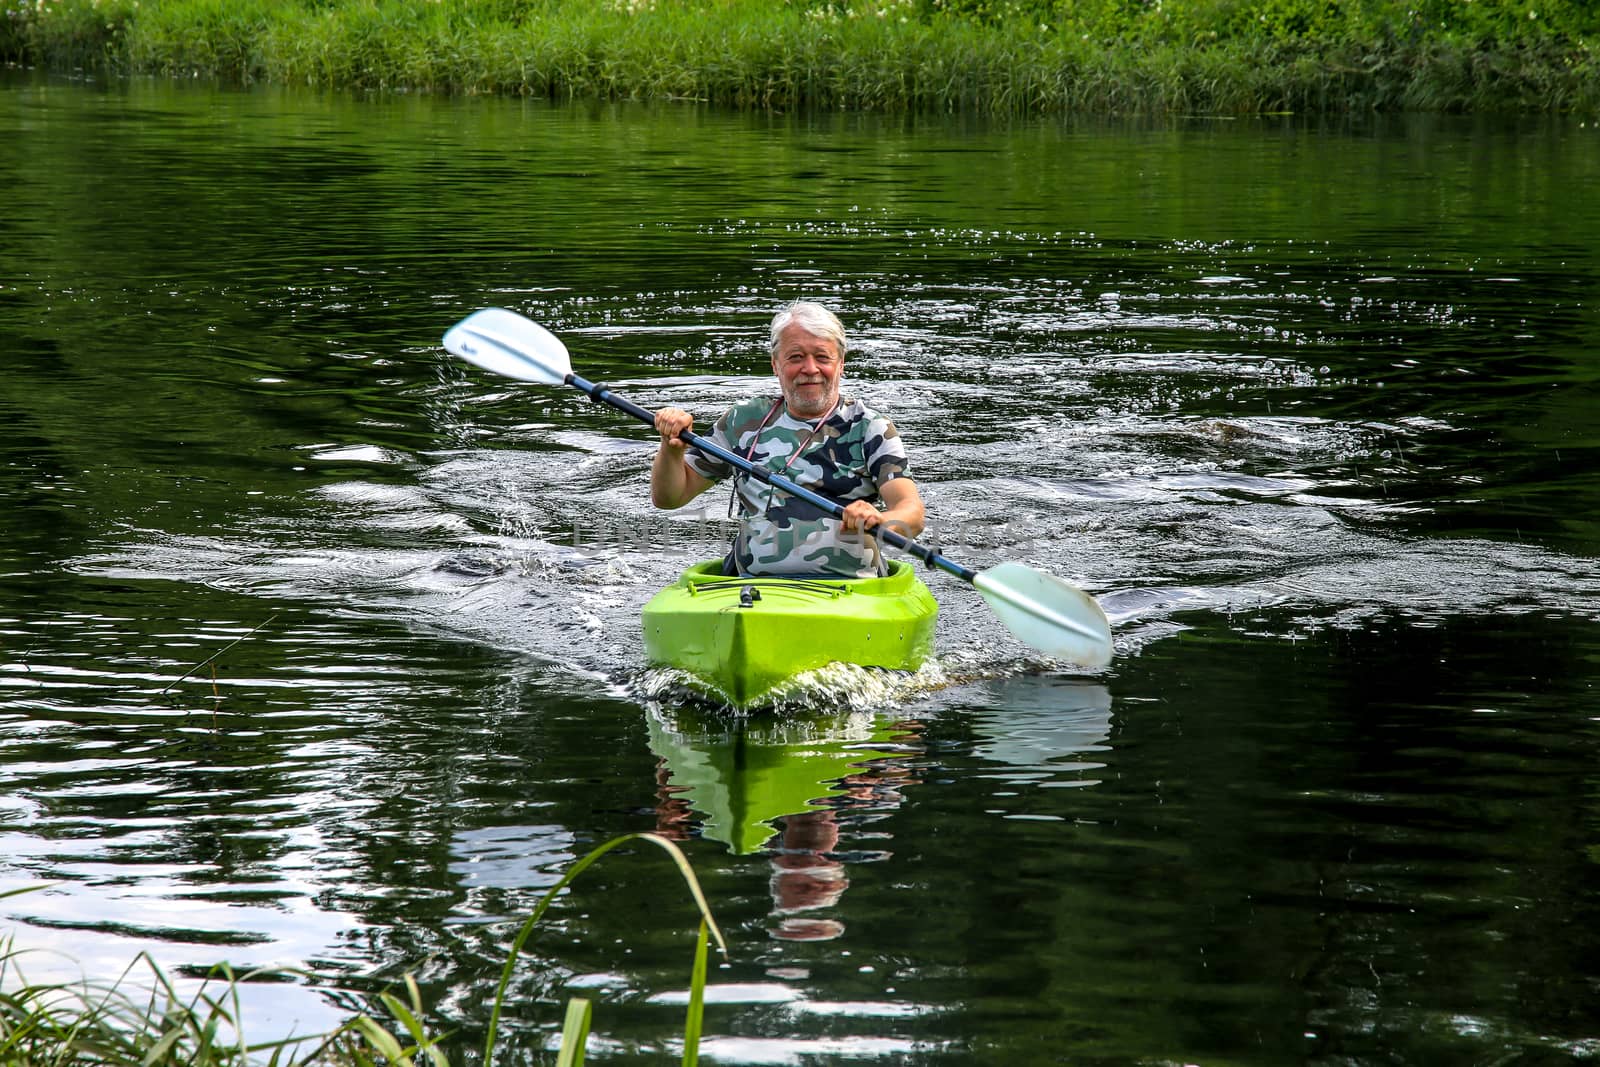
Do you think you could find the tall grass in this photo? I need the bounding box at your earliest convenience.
[0,949,309,1066]
[0,834,726,1067]
[3,0,1598,112]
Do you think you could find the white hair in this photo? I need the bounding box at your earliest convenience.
[769,302,847,359]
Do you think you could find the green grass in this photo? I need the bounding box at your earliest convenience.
[3,0,1598,113]
[0,834,726,1067]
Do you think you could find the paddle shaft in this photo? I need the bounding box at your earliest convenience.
[566,372,978,583]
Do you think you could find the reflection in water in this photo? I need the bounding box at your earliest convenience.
[447,824,577,892]
[767,750,923,944]
[645,706,914,856]
[768,811,849,943]
[647,705,923,941]
[965,677,1113,787]
[649,679,1114,946]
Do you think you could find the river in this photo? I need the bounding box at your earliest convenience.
[2,72,1598,1064]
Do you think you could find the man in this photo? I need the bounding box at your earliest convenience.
[651,302,925,578]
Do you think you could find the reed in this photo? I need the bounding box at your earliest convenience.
[4,0,1597,113]
[0,834,725,1067]
[0,949,331,1067]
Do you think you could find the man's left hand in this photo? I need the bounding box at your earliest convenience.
[840,500,881,533]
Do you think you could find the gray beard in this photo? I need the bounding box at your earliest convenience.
[783,387,838,420]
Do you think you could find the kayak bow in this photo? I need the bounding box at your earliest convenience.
[642,560,938,706]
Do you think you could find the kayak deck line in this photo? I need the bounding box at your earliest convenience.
[682,576,855,601]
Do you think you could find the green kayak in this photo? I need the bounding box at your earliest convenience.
[641,559,939,706]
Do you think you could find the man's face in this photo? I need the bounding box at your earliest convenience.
[772,322,844,419]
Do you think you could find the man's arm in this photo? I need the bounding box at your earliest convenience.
[651,407,713,509]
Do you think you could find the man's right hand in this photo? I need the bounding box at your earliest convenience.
[655,408,693,451]
[650,407,710,510]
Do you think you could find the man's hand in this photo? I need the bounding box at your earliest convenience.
[840,478,925,539]
[655,407,693,451]
[840,499,882,533]
[651,407,710,510]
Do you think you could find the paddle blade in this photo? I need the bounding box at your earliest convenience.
[443,307,572,385]
[972,562,1113,668]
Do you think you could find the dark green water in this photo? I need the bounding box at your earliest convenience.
[3,71,1599,1064]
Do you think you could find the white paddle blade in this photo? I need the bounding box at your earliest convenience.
[972,562,1113,668]
[442,307,571,385]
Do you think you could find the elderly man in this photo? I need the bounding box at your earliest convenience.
[651,302,925,578]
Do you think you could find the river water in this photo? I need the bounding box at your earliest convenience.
[2,72,1598,1064]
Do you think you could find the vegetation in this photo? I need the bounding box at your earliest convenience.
[0,834,725,1066]
[2,0,1597,113]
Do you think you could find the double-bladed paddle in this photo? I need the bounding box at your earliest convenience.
[442,307,1113,668]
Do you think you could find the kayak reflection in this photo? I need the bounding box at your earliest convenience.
[646,704,923,942]
[646,705,919,854]
[645,679,1110,942]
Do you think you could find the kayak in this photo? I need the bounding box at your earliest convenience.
[641,559,939,706]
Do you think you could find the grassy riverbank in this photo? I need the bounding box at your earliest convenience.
[4,0,1598,113]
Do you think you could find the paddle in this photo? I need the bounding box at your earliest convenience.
[442,307,1113,667]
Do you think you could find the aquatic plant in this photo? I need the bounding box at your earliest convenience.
[0,834,725,1066]
[0,949,304,1066]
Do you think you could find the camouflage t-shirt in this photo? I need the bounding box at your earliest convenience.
[684,395,910,578]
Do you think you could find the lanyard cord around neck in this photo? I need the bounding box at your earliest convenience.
[729,396,841,522]
[742,396,839,471]
[728,395,880,576]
